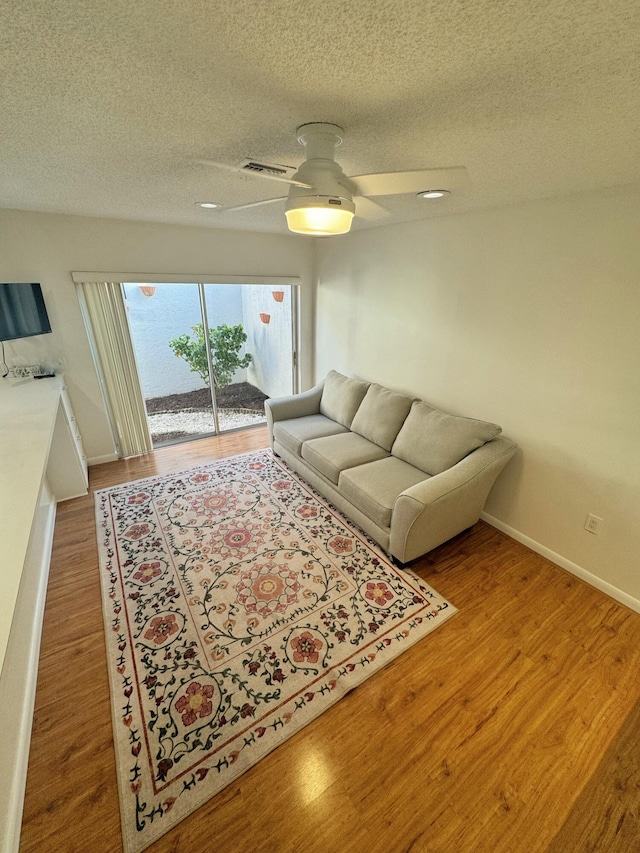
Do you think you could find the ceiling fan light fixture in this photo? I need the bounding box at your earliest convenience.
[285,195,355,236]
[418,190,450,199]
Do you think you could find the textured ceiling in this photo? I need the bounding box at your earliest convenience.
[1,0,639,235]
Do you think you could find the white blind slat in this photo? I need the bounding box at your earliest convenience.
[78,282,153,458]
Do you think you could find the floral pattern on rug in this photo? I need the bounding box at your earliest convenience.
[96,449,456,853]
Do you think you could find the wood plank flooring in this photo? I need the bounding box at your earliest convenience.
[19,427,640,852]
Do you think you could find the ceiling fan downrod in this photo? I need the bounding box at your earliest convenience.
[295,122,344,161]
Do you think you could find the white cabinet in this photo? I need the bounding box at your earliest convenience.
[47,384,88,500]
[0,375,88,853]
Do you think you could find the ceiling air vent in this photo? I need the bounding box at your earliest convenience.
[238,159,297,178]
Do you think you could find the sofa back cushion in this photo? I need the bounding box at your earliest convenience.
[319,370,370,428]
[350,383,415,451]
[392,401,501,475]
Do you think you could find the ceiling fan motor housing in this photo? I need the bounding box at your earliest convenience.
[286,123,355,216]
[285,159,355,215]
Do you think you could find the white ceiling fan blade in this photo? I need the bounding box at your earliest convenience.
[219,196,287,213]
[354,196,390,220]
[349,167,470,197]
[194,159,312,189]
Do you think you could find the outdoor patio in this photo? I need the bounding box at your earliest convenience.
[145,382,268,445]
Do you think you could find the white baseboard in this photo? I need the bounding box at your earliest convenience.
[87,452,119,466]
[481,512,640,615]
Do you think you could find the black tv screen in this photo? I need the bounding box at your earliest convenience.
[0,283,52,341]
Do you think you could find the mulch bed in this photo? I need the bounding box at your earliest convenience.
[145,382,268,414]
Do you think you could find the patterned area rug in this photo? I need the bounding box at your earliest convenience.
[95,449,456,853]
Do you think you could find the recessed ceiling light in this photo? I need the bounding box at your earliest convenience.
[196,202,219,208]
[418,190,450,199]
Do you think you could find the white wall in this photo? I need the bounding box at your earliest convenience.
[315,186,640,603]
[0,210,314,462]
[243,285,294,398]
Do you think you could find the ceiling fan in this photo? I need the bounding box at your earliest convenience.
[196,122,469,236]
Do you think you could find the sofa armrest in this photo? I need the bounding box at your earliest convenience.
[390,437,517,562]
[265,380,325,447]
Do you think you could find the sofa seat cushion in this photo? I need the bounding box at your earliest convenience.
[350,383,415,451]
[301,432,389,485]
[392,401,502,475]
[339,457,430,528]
[274,414,349,457]
[319,370,370,428]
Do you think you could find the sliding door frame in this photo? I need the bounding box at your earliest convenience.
[73,272,301,456]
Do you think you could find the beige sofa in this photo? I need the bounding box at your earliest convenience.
[265,370,517,564]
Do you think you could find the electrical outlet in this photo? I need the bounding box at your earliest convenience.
[584,513,603,534]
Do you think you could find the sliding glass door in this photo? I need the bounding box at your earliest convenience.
[123,282,296,447]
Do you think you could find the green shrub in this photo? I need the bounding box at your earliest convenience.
[169,323,252,389]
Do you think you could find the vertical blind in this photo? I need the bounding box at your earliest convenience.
[77,282,153,458]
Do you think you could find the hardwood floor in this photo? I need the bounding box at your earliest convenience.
[20,427,640,852]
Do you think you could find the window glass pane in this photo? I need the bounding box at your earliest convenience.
[123,282,215,446]
[123,282,295,446]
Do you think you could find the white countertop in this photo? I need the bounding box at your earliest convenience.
[0,375,62,675]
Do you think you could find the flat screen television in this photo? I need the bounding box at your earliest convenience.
[0,283,52,341]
